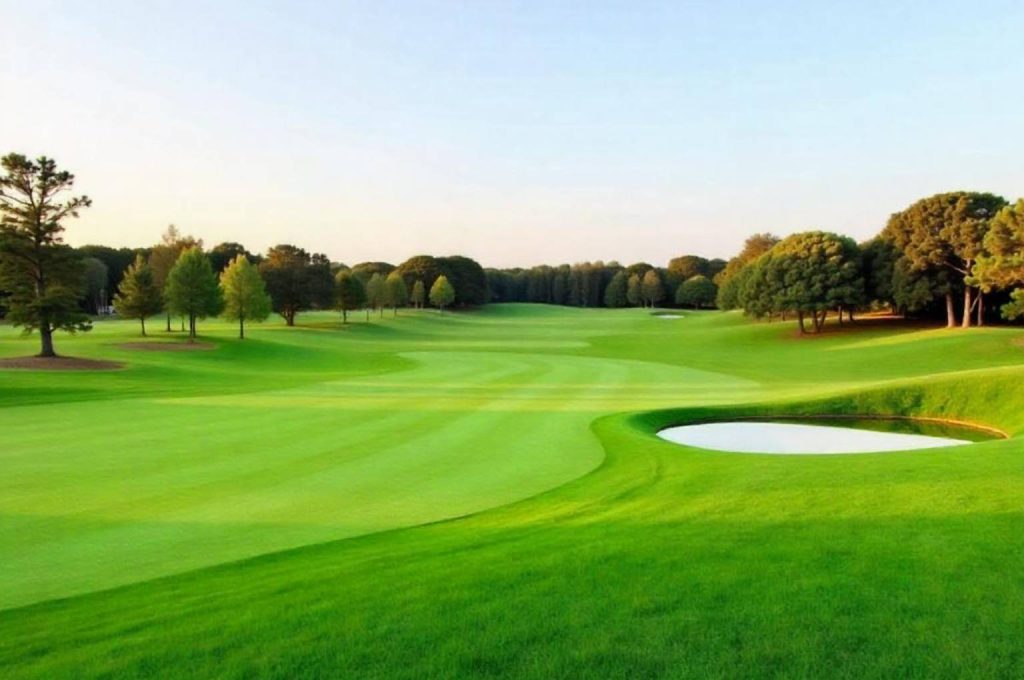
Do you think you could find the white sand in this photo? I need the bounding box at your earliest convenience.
[657,421,970,454]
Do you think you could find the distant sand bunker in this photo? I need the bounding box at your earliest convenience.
[117,342,215,352]
[0,356,124,371]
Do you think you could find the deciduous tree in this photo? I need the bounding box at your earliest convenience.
[411,280,426,309]
[149,225,201,332]
[113,255,163,336]
[429,275,455,313]
[385,271,408,316]
[334,270,366,323]
[626,274,642,307]
[641,270,664,308]
[220,255,271,339]
[365,272,386,318]
[676,275,717,309]
[258,244,334,326]
[165,247,223,340]
[604,270,629,307]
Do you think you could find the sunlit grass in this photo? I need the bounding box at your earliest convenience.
[1,305,1023,677]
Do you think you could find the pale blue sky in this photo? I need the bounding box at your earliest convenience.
[2,1,1021,267]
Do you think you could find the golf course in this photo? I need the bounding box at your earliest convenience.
[2,304,1022,677]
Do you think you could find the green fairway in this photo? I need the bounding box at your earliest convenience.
[2,305,1023,677]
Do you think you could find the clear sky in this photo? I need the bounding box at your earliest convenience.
[2,1,1022,268]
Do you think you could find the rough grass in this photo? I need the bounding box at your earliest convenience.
[1,305,1022,678]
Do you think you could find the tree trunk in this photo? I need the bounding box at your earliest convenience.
[38,325,56,358]
[848,308,855,323]
[141,317,147,337]
[977,291,984,327]
[797,311,806,334]
[379,307,383,319]
[342,309,347,324]
[239,317,245,339]
[365,308,370,321]
[945,293,956,328]
[961,287,972,328]
[181,316,185,332]
[166,312,172,332]
[837,306,844,326]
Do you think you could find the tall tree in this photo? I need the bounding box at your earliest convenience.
[220,255,271,339]
[149,224,201,332]
[883,192,1007,327]
[334,270,366,324]
[0,154,92,357]
[626,274,642,307]
[165,247,223,340]
[258,244,334,326]
[641,270,664,308]
[385,271,408,316]
[604,270,629,307]
[410,280,426,309]
[974,199,1024,323]
[429,275,455,313]
[743,231,864,333]
[113,255,163,336]
[365,272,386,318]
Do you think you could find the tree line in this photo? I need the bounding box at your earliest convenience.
[0,154,475,355]
[485,256,726,310]
[715,192,1024,332]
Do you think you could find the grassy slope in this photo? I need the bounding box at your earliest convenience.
[1,305,1023,677]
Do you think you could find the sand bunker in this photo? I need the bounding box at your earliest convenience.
[0,356,124,371]
[657,421,973,454]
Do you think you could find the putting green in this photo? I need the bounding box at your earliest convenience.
[1,305,1023,677]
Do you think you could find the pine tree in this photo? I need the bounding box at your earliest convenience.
[165,247,223,340]
[0,154,92,357]
[113,255,163,336]
[220,255,271,339]
[429,275,455,313]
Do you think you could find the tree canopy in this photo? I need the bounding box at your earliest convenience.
[429,275,455,312]
[165,247,223,339]
[220,255,271,339]
[410,280,426,309]
[883,192,1007,327]
[258,244,334,326]
[0,154,92,357]
[334,270,366,323]
[676,275,717,309]
[113,255,163,336]
[385,271,408,315]
[741,231,864,333]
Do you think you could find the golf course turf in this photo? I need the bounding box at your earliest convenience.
[1,304,1022,677]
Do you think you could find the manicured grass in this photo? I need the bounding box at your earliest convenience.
[1,305,1022,677]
